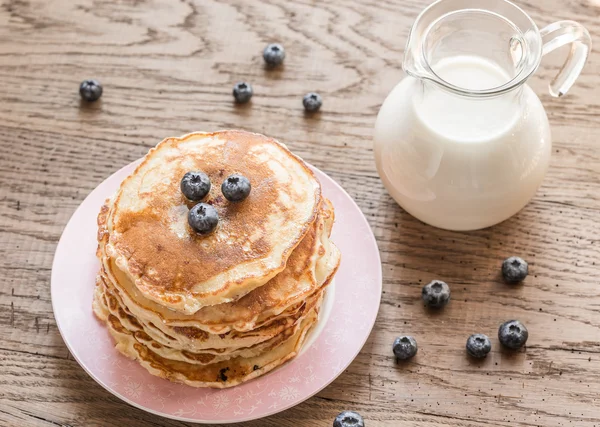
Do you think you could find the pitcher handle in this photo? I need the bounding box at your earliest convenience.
[540,20,592,97]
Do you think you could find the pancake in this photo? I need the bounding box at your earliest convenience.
[98,198,340,334]
[104,131,321,314]
[96,273,324,353]
[94,280,323,365]
[97,289,320,388]
[92,129,341,388]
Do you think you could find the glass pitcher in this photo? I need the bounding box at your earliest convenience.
[373,0,591,231]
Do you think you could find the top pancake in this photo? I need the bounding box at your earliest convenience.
[104,131,321,314]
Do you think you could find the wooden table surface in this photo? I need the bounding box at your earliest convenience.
[1,0,600,425]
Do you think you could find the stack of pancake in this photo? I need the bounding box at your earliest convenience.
[93,131,340,388]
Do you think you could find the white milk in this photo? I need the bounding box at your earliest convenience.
[374,55,551,230]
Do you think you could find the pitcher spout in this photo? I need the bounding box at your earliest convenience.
[401,3,438,83]
[402,28,429,81]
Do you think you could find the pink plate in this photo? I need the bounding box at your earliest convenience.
[51,161,382,424]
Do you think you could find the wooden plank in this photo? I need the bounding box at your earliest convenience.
[0,0,599,425]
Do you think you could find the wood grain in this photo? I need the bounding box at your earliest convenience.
[1,0,599,425]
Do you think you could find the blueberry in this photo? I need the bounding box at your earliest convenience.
[502,256,528,283]
[221,174,251,202]
[188,203,219,235]
[498,320,528,349]
[233,82,253,103]
[466,334,492,358]
[392,335,418,360]
[421,280,450,308]
[79,79,103,102]
[263,43,285,67]
[303,92,322,112]
[333,411,364,427]
[180,171,211,201]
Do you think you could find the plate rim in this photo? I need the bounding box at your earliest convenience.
[51,160,382,424]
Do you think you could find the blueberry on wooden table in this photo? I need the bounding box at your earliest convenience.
[466,333,492,358]
[79,79,103,102]
[421,280,450,308]
[303,92,322,112]
[263,43,285,66]
[502,256,528,283]
[333,410,365,427]
[498,320,528,349]
[233,82,253,103]
[393,335,418,360]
